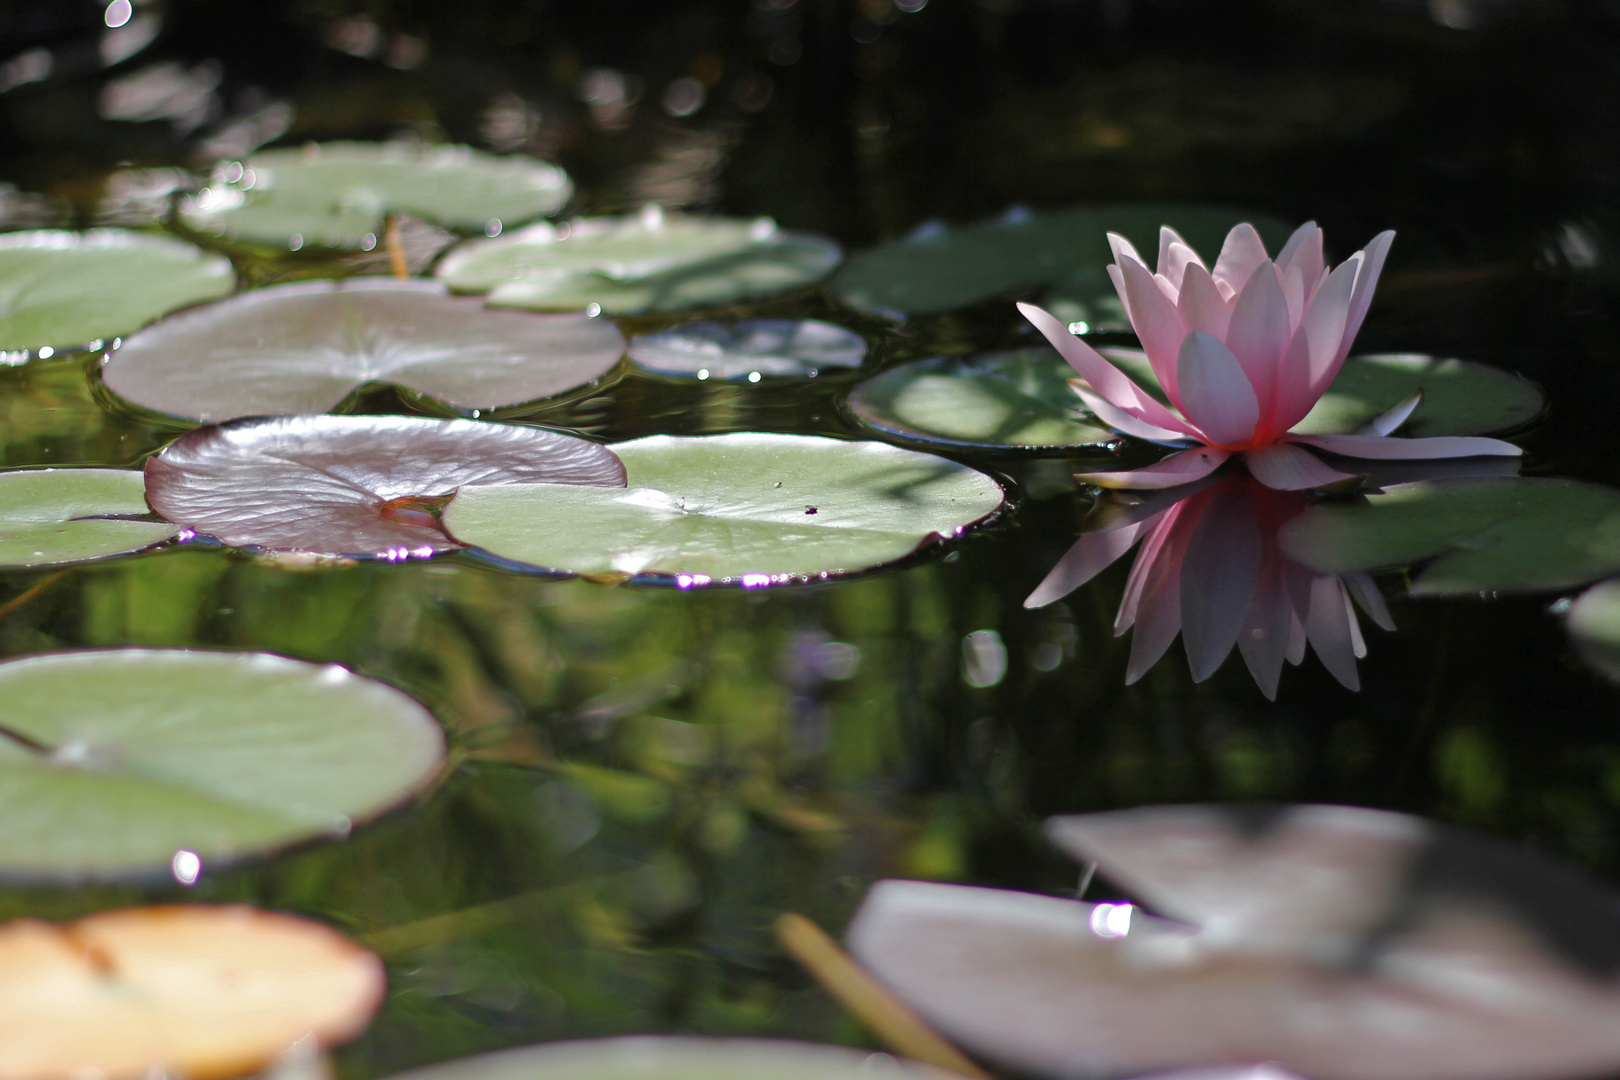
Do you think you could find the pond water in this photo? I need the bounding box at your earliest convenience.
[4,1,1620,1077]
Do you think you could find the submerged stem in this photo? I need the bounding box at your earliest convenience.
[384,213,409,280]
[0,569,67,623]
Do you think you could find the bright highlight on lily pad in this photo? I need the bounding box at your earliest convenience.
[145,415,626,557]
[0,230,234,354]
[437,206,842,315]
[380,1037,956,1080]
[1277,476,1620,595]
[102,278,627,422]
[0,468,176,568]
[442,432,1004,583]
[629,319,865,380]
[0,649,444,878]
[177,142,573,250]
[0,904,384,1080]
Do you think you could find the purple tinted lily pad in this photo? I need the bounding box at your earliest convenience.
[145,414,625,557]
[101,278,626,423]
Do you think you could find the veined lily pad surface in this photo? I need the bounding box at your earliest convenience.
[1568,578,1620,684]
[1277,477,1620,595]
[628,319,866,380]
[0,231,234,354]
[145,415,626,557]
[101,278,627,422]
[0,905,384,1080]
[830,205,1291,319]
[177,142,573,250]
[442,432,1005,583]
[437,207,843,315]
[0,468,176,567]
[0,649,444,879]
[381,1037,957,1080]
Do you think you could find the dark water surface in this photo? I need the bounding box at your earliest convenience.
[5,0,1620,1074]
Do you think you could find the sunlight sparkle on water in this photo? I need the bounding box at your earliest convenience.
[1089,902,1132,939]
[104,0,132,28]
[171,849,201,886]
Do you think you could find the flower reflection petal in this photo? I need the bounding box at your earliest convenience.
[1245,442,1360,491]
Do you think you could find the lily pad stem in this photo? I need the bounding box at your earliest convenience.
[385,214,408,280]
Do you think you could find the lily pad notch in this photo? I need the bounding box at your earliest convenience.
[0,468,178,569]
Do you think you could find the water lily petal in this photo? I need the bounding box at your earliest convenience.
[1276,222,1324,291]
[1290,433,1522,459]
[1245,442,1362,491]
[1177,332,1260,446]
[1119,256,1192,406]
[1345,585,1368,659]
[1159,234,1205,295]
[1272,257,1359,434]
[1362,391,1423,436]
[1018,302,1194,436]
[1108,230,1145,269]
[1238,559,1294,700]
[1072,384,1189,442]
[1281,265,1306,333]
[1176,263,1232,340]
[1225,262,1290,423]
[1180,484,1264,681]
[1212,223,1270,297]
[1126,510,1195,683]
[1118,501,1194,631]
[1345,571,1396,631]
[1334,230,1396,369]
[1078,447,1230,491]
[1305,575,1361,691]
[1024,522,1147,609]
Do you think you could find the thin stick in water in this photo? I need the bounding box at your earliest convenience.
[384,213,409,279]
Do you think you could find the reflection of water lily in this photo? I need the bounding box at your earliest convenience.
[1027,472,1391,697]
[1019,223,1520,490]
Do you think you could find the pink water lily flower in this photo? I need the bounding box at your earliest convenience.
[1020,222,1521,490]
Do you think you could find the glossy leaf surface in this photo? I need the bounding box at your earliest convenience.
[0,468,175,567]
[629,319,865,380]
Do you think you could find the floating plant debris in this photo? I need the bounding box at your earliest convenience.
[177,142,573,250]
[0,468,176,568]
[437,207,843,314]
[850,804,1620,1080]
[0,904,384,1080]
[628,319,865,380]
[144,415,626,557]
[442,432,1004,582]
[102,278,626,422]
[831,205,1291,319]
[0,230,233,355]
[0,649,444,878]
[1278,476,1620,595]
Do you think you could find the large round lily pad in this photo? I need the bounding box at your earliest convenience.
[1568,578,1620,684]
[831,205,1291,319]
[442,432,1005,583]
[145,415,626,557]
[177,142,572,250]
[381,1038,957,1080]
[0,468,176,568]
[0,904,384,1079]
[0,230,234,354]
[629,319,865,380]
[101,278,626,422]
[437,209,842,315]
[847,348,1113,450]
[1277,477,1620,595]
[0,649,444,879]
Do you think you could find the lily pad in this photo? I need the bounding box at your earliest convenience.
[437,208,842,315]
[442,432,1005,583]
[102,279,627,422]
[177,142,573,250]
[1568,578,1620,684]
[145,415,626,557]
[0,904,384,1079]
[1277,477,1620,595]
[0,648,444,878]
[0,230,234,354]
[628,319,866,380]
[0,468,176,567]
[381,1037,956,1080]
[830,204,1291,319]
[846,348,1113,451]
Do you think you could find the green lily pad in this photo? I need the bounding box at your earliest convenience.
[830,204,1291,320]
[0,648,445,879]
[382,1038,955,1080]
[0,468,176,567]
[0,231,234,354]
[629,319,865,380]
[177,142,573,250]
[1277,477,1620,595]
[846,348,1113,451]
[436,208,842,315]
[442,432,1005,583]
[1567,578,1620,684]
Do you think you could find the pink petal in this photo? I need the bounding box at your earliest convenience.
[1024,522,1147,609]
[1271,257,1359,434]
[1344,585,1368,659]
[1072,384,1190,443]
[1159,233,1205,295]
[1018,303,1195,436]
[1211,223,1270,297]
[1344,571,1396,631]
[1176,333,1260,447]
[1118,256,1192,407]
[1305,575,1361,691]
[1225,261,1290,425]
[1244,442,1361,491]
[1281,265,1306,334]
[1237,560,1293,700]
[1077,447,1230,490]
[1276,222,1325,290]
[1117,501,1193,631]
[1107,231,1145,269]
[1285,608,1307,666]
[1176,263,1231,340]
[1362,391,1422,436]
[1107,263,1131,320]
[1124,506,1201,682]
[1335,230,1397,368]
[1179,483,1263,681]
[1289,433,1522,459]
